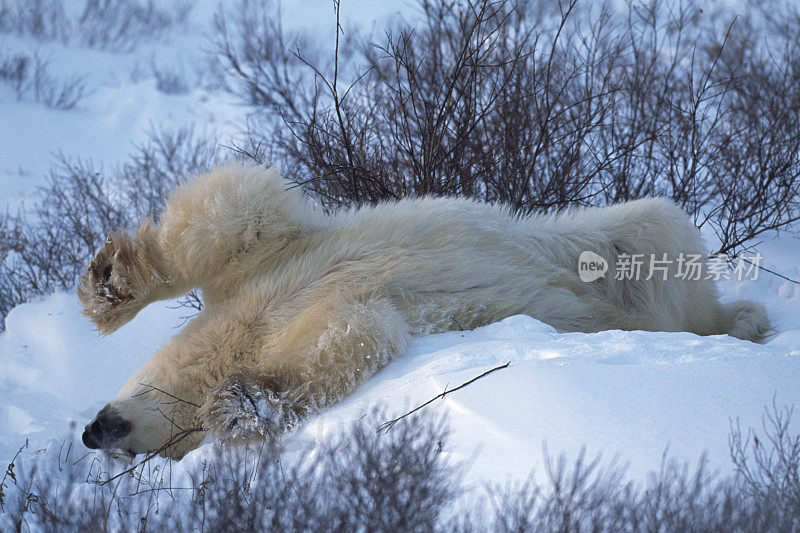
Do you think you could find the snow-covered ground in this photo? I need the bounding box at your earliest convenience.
[1,0,799,501]
[0,0,407,211]
[1,226,799,488]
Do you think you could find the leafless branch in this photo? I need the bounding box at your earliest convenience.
[377,361,510,433]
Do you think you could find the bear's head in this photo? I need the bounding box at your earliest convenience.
[82,368,205,459]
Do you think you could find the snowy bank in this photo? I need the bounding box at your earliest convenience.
[2,225,798,488]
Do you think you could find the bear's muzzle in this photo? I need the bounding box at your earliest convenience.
[82,405,132,450]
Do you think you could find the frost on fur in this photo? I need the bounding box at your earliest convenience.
[199,371,307,442]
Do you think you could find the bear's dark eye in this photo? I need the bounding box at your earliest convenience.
[102,264,113,283]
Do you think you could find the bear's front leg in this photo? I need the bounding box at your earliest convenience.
[78,221,187,334]
[199,371,308,442]
[83,293,410,458]
[200,294,410,443]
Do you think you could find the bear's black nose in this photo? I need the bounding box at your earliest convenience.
[82,425,101,449]
[82,406,132,450]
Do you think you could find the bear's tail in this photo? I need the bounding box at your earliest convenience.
[719,300,772,343]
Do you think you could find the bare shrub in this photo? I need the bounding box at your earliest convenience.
[0,53,30,96]
[149,61,192,95]
[0,437,168,531]
[483,451,797,531]
[116,128,219,222]
[0,0,69,42]
[0,0,193,52]
[77,0,193,53]
[480,407,800,531]
[2,406,800,531]
[1,413,455,532]
[0,159,126,329]
[699,0,800,255]
[215,0,800,257]
[730,400,800,519]
[0,50,87,110]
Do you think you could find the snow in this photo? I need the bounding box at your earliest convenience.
[0,40,244,210]
[0,293,189,458]
[1,226,799,488]
[246,256,800,485]
[1,0,799,501]
[0,0,410,211]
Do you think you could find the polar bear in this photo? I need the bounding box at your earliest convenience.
[78,163,770,458]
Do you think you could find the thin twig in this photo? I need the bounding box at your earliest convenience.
[133,384,201,408]
[100,428,202,485]
[377,361,510,433]
[0,440,28,512]
[739,256,800,285]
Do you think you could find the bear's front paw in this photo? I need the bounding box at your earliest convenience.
[199,372,304,442]
[77,229,163,334]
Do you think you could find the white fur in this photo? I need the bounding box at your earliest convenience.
[79,163,771,458]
